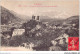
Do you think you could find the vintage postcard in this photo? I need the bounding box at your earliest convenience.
[0,0,79,51]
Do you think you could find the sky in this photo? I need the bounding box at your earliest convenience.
[1,0,79,19]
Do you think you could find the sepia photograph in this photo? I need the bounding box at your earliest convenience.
[0,0,79,51]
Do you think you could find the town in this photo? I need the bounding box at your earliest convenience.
[1,15,79,51]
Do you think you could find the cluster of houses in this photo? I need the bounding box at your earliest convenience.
[49,33,69,51]
[1,15,77,38]
[1,15,78,50]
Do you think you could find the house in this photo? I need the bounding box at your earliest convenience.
[12,29,25,37]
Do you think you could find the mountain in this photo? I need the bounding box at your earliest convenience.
[1,6,28,25]
[65,16,79,23]
[10,10,31,21]
[40,16,54,22]
[40,15,64,23]
[42,15,79,27]
[65,16,79,28]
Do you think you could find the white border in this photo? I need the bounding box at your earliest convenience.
[0,0,80,53]
[0,51,80,54]
[79,0,80,51]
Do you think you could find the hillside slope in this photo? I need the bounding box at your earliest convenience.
[1,6,22,25]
